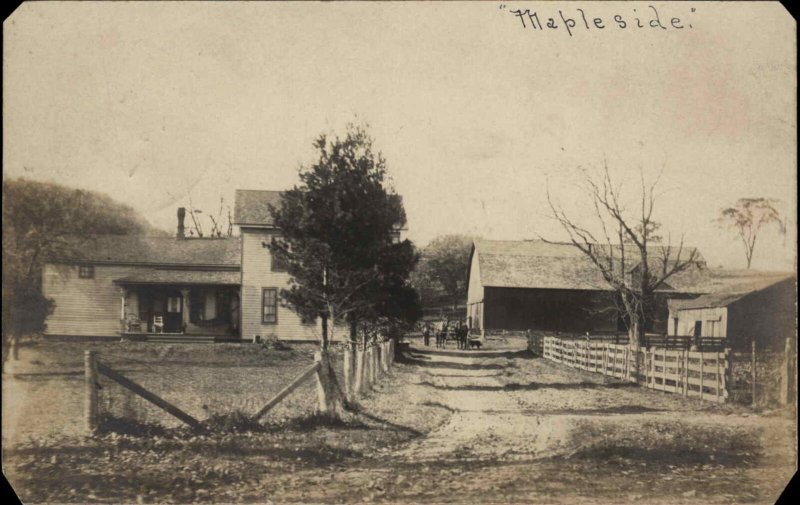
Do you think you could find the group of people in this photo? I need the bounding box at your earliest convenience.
[422,319,471,349]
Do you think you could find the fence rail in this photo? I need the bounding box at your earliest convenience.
[84,338,398,435]
[542,336,730,403]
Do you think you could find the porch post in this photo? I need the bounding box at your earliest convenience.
[180,288,190,332]
[119,287,128,333]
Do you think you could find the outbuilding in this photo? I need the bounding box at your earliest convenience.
[667,273,796,351]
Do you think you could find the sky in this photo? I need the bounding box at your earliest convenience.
[3,1,796,271]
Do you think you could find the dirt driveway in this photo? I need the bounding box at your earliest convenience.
[357,342,796,504]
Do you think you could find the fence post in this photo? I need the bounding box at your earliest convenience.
[343,345,355,401]
[372,344,380,383]
[368,345,376,385]
[84,351,99,435]
[751,339,757,407]
[716,349,722,402]
[381,341,389,373]
[314,352,328,413]
[377,342,384,373]
[781,337,796,406]
[354,347,366,397]
[699,349,705,400]
[362,347,372,389]
[722,348,733,401]
[682,349,689,397]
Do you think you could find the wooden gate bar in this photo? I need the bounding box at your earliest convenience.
[253,362,322,421]
[97,361,202,430]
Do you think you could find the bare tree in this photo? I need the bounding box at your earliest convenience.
[717,198,784,269]
[207,197,232,238]
[546,163,700,348]
[187,196,234,238]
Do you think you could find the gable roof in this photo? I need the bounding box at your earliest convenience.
[471,239,706,292]
[233,189,283,227]
[668,272,796,311]
[46,235,241,268]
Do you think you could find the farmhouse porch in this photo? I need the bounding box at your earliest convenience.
[113,270,240,339]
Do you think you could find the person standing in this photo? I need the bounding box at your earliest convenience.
[423,322,431,347]
[438,319,449,348]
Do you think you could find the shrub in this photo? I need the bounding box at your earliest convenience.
[202,410,265,433]
[97,413,169,437]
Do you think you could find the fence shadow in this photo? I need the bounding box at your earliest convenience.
[348,408,424,436]
[415,380,637,392]
[397,354,511,371]
[474,405,668,415]
[410,348,534,360]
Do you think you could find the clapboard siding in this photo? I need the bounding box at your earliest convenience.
[240,229,323,342]
[43,263,141,336]
[669,306,728,337]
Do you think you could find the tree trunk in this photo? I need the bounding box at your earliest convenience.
[629,319,643,383]
[314,351,345,418]
[343,346,355,401]
[321,314,329,350]
[349,320,358,354]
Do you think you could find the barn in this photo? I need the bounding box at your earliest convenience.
[465,239,708,335]
[667,272,796,351]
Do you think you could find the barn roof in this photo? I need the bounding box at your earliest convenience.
[471,239,707,292]
[668,272,796,311]
[233,189,284,227]
[46,235,241,268]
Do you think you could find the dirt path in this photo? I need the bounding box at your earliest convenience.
[366,343,796,504]
[395,349,573,462]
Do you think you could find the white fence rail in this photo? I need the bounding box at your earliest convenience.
[543,336,730,403]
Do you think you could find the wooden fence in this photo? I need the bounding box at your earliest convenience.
[542,336,730,403]
[84,339,397,435]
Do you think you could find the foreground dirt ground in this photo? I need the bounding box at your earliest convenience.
[3,337,796,504]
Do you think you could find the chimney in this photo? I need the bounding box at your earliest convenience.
[177,207,186,239]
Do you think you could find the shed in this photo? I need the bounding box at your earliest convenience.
[667,273,796,350]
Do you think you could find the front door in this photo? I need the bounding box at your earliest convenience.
[164,294,183,333]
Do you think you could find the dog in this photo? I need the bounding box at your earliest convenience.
[468,339,482,350]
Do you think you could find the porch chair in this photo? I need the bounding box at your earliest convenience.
[125,314,142,333]
[153,315,164,333]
